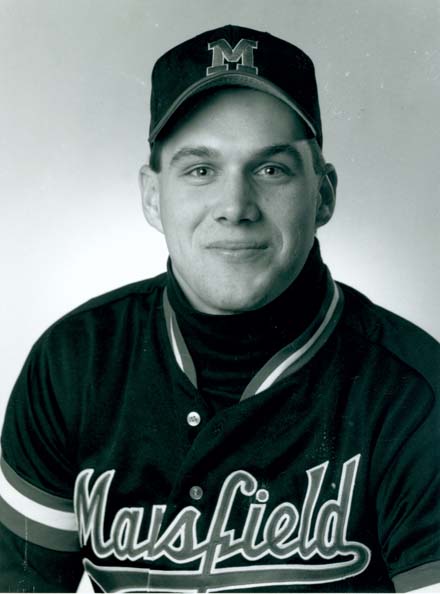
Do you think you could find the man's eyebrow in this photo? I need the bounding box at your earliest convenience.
[169,146,221,167]
[252,144,304,164]
[168,143,304,167]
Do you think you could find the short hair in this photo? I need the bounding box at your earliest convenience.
[307,138,326,175]
[149,137,163,173]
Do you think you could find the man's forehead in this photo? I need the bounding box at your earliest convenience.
[158,87,312,153]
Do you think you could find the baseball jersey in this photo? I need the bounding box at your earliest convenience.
[1,259,439,592]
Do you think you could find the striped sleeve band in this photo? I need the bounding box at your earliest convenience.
[0,454,80,551]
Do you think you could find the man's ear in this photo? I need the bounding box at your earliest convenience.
[138,164,163,234]
[316,164,337,228]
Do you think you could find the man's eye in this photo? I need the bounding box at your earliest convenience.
[187,166,213,178]
[256,165,287,177]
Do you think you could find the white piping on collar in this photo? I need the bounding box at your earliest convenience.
[253,281,340,395]
[163,276,343,400]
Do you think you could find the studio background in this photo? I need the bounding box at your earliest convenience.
[1,1,439,590]
[1,1,439,463]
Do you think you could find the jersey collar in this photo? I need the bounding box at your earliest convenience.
[162,272,343,401]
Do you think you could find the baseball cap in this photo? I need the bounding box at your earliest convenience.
[148,24,323,147]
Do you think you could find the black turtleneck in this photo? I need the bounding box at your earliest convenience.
[166,241,328,411]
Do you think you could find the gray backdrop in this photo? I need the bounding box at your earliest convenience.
[1,0,439,442]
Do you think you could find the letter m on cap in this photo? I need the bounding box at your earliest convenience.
[207,38,258,76]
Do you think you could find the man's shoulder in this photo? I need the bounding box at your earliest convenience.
[37,272,168,348]
[337,281,440,392]
[63,272,168,318]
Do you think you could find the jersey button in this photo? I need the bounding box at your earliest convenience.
[187,411,201,427]
[189,485,203,500]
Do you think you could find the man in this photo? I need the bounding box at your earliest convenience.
[0,25,439,593]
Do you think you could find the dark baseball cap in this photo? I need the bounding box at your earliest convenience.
[148,24,323,147]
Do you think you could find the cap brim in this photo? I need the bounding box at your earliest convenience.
[148,71,317,144]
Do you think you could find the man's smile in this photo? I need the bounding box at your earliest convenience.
[205,241,269,260]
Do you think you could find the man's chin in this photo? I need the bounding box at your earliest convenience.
[173,265,290,315]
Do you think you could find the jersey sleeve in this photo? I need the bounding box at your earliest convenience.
[0,325,84,591]
[374,377,440,590]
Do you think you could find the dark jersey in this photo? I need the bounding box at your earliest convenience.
[1,271,439,592]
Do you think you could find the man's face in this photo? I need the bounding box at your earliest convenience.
[142,88,334,314]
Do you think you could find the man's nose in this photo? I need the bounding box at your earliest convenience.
[212,173,260,224]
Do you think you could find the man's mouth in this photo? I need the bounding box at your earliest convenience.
[207,241,267,250]
[205,241,268,260]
